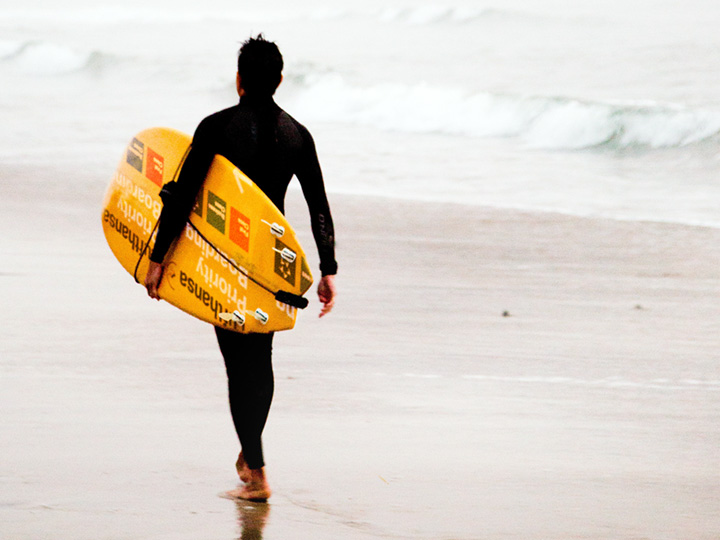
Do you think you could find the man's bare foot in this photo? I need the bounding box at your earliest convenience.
[224,483,272,502]
[235,452,251,483]
[224,467,272,502]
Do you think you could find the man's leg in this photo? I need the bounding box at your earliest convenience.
[215,327,274,500]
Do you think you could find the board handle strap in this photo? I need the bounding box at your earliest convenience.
[274,290,309,309]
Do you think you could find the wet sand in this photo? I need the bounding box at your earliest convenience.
[1,172,719,539]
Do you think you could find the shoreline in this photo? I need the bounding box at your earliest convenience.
[4,158,720,232]
[314,186,720,232]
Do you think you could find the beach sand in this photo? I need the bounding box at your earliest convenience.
[1,167,718,539]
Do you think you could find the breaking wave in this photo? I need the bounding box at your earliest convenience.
[0,40,108,75]
[285,73,720,150]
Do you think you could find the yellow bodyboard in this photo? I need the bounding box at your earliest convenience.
[102,127,313,333]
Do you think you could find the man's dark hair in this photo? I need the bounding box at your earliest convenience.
[237,35,283,97]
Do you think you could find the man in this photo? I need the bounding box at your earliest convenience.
[144,35,338,501]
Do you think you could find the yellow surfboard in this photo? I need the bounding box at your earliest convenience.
[102,127,313,333]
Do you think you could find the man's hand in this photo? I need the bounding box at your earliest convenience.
[145,261,164,300]
[317,275,336,318]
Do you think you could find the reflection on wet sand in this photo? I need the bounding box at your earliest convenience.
[234,500,270,540]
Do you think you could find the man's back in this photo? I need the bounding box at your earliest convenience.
[190,97,321,213]
[151,95,337,277]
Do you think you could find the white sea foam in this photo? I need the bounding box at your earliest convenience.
[0,40,24,58]
[3,41,96,75]
[285,72,720,150]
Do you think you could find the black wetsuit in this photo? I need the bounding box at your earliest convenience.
[150,95,337,470]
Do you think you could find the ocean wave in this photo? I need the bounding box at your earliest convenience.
[0,4,528,27]
[380,4,528,25]
[0,40,24,59]
[0,6,295,25]
[377,5,494,25]
[285,73,720,150]
[306,4,517,25]
[1,41,108,75]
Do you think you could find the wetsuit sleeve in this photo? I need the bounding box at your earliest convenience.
[149,120,215,263]
[295,125,338,276]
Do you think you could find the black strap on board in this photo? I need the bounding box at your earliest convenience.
[133,218,160,284]
[274,290,310,309]
[187,221,309,310]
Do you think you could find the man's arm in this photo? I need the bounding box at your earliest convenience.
[144,122,215,299]
[294,125,338,274]
[294,123,338,317]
